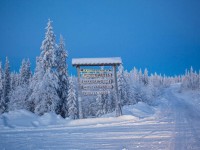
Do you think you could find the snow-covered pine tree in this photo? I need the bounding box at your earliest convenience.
[130,67,139,82]
[181,67,199,90]
[29,20,60,115]
[40,19,57,71]
[189,67,194,89]
[10,72,20,90]
[124,71,136,105]
[148,73,160,98]
[30,69,59,115]
[67,76,78,119]
[96,94,106,117]
[190,67,199,90]
[199,70,200,89]
[151,72,160,87]
[117,65,128,106]
[124,70,134,105]
[28,57,45,112]
[9,59,32,111]
[181,69,189,90]
[3,57,11,112]
[19,59,32,86]
[0,62,3,100]
[138,68,143,83]
[56,35,69,118]
[8,84,30,111]
[143,68,149,86]
[106,91,115,113]
[30,57,45,89]
[0,62,4,114]
[129,67,144,104]
[133,85,145,103]
[162,74,172,88]
[20,59,27,85]
[129,67,153,105]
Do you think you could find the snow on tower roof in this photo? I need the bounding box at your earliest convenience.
[72,57,122,66]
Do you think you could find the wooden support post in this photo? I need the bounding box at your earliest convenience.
[77,66,83,119]
[113,65,122,117]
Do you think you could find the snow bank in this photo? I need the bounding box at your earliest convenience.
[0,110,38,128]
[103,102,155,118]
[36,112,67,126]
[0,102,155,129]
[0,110,67,129]
[123,102,155,118]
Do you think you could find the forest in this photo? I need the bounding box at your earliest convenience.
[0,20,200,119]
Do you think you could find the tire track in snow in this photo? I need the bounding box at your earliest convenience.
[165,87,200,150]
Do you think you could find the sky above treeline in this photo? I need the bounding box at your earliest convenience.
[0,0,200,76]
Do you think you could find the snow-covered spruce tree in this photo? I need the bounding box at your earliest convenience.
[40,19,57,72]
[3,57,11,112]
[33,69,59,115]
[55,35,69,118]
[19,59,31,85]
[117,65,128,106]
[103,93,112,114]
[148,73,161,98]
[29,19,60,115]
[10,72,20,90]
[199,70,200,89]
[128,67,155,105]
[162,74,170,88]
[190,67,199,90]
[30,57,45,89]
[8,84,30,111]
[131,67,139,82]
[67,76,78,119]
[181,67,199,90]
[124,70,136,105]
[133,84,147,103]
[138,68,143,83]
[129,67,145,104]
[28,57,44,112]
[88,98,98,117]
[0,62,4,114]
[143,68,149,86]
[96,94,105,117]
[123,70,134,105]
[9,59,32,111]
[106,91,115,113]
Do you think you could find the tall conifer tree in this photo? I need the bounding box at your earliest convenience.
[56,35,69,117]
[67,77,78,119]
[3,57,11,112]
[0,62,4,113]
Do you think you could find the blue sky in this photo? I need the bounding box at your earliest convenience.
[0,0,200,76]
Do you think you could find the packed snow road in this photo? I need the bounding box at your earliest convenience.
[164,85,200,150]
[0,84,200,150]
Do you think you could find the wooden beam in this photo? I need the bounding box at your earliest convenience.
[77,66,83,119]
[113,65,122,117]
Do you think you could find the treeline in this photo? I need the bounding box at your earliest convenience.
[181,67,200,90]
[0,20,199,119]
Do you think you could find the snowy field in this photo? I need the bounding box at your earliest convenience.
[0,84,200,150]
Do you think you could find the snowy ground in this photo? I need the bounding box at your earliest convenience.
[0,84,200,150]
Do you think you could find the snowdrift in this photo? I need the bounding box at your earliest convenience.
[0,110,67,129]
[103,102,155,118]
[0,102,155,129]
